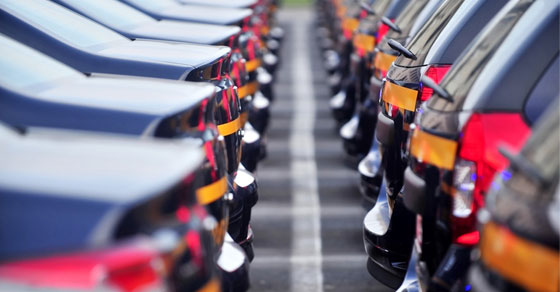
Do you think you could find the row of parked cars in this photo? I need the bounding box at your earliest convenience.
[0,0,284,291]
[316,0,559,291]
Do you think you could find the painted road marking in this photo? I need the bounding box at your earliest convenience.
[290,9,323,292]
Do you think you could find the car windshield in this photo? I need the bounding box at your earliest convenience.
[57,0,155,29]
[0,35,80,89]
[394,0,463,67]
[1,0,127,48]
[426,0,534,112]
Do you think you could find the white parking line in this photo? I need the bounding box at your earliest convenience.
[289,9,324,292]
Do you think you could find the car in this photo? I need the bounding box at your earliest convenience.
[0,34,252,289]
[357,0,445,206]
[49,0,269,165]
[0,0,247,176]
[337,0,411,138]
[468,100,559,292]
[401,0,559,289]
[344,0,442,164]
[117,0,272,137]
[51,0,270,171]
[329,0,392,117]
[0,123,227,292]
[363,0,512,288]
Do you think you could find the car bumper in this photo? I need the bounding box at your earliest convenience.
[396,246,421,292]
[358,137,383,207]
[218,233,250,292]
[363,186,415,289]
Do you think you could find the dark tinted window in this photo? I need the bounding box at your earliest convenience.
[393,0,464,67]
[426,0,536,112]
[524,56,559,124]
[379,0,431,47]
[384,0,411,19]
[437,0,508,63]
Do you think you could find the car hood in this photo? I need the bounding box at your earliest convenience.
[128,20,240,45]
[177,0,257,8]
[96,39,230,69]
[36,76,215,116]
[0,126,204,260]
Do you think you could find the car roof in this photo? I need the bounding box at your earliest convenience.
[54,0,240,45]
[122,0,252,25]
[0,125,203,260]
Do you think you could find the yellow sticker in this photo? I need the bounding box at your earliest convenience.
[481,222,560,292]
[196,177,227,205]
[382,81,418,112]
[409,128,458,170]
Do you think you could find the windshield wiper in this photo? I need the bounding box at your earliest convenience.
[420,75,453,102]
[388,39,416,60]
[381,17,401,34]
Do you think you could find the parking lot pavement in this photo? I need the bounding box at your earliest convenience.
[249,7,392,292]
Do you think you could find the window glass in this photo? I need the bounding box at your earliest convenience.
[393,0,463,67]
[1,0,126,48]
[524,56,559,124]
[426,0,534,112]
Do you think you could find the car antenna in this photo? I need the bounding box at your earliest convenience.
[381,17,401,33]
[388,39,416,60]
[420,75,453,102]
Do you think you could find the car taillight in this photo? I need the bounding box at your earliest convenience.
[452,158,477,218]
[451,113,531,245]
[419,65,451,102]
[0,239,167,291]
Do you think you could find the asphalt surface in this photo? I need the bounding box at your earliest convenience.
[248,8,393,292]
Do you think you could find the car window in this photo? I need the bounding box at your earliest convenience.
[57,0,154,29]
[426,0,535,112]
[524,56,559,125]
[0,0,126,48]
[504,99,559,199]
[393,0,464,67]
[381,0,430,44]
[0,35,80,89]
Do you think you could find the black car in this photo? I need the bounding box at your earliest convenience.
[0,0,246,176]
[358,0,444,206]
[343,0,441,163]
[0,124,224,292]
[51,0,269,171]
[402,0,559,290]
[468,99,559,292]
[329,0,392,117]
[337,0,410,136]
[0,34,252,289]
[363,0,511,288]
